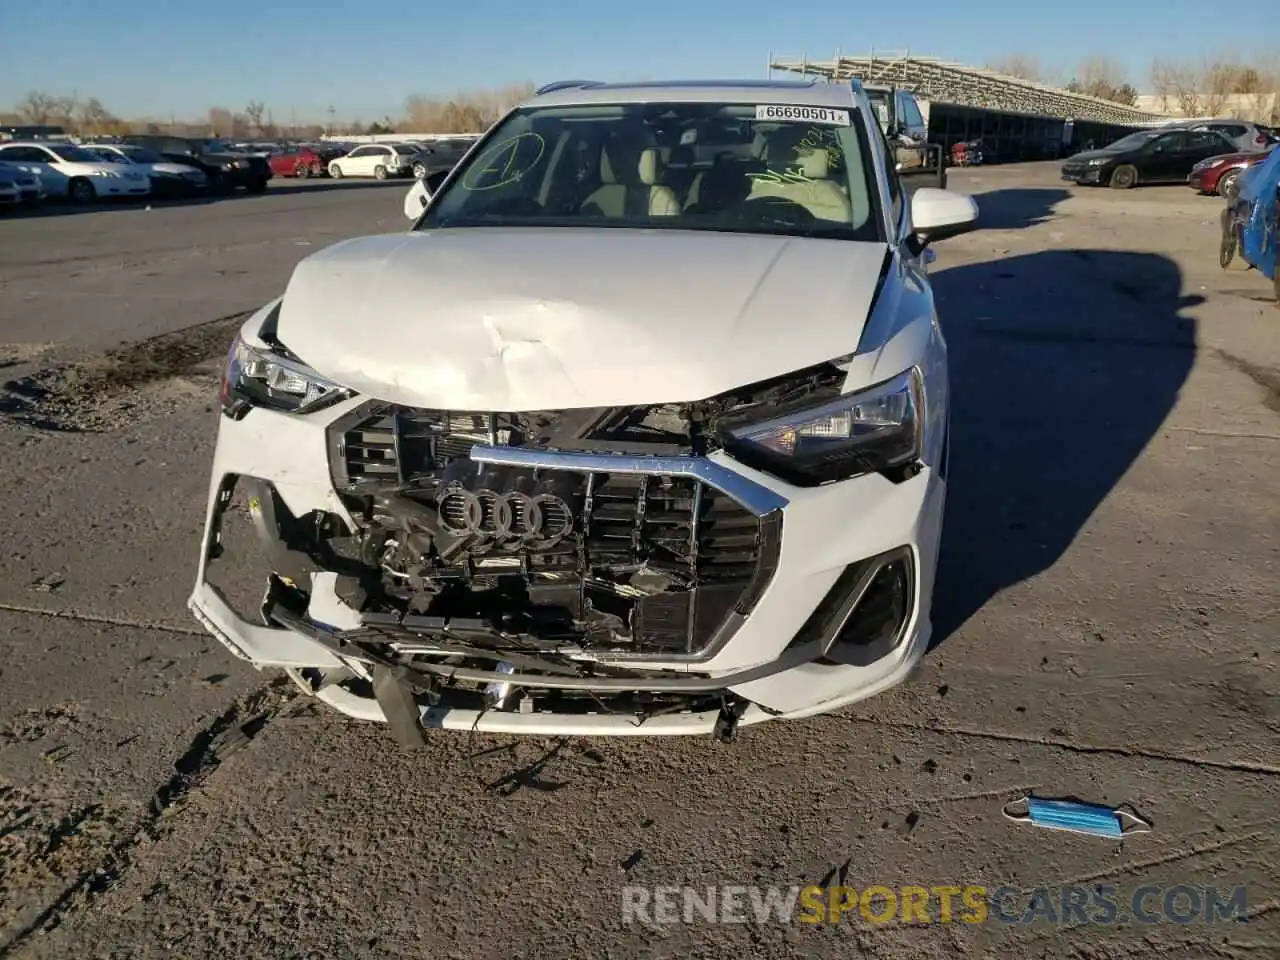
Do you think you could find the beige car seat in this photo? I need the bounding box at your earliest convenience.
[580,143,679,217]
[748,126,853,223]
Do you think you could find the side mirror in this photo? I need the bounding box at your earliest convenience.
[404,178,431,220]
[907,187,979,254]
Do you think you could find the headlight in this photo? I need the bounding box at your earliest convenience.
[1086,157,1110,166]
[721,368,923,486]
[1192,158,1224,171]
[219,334,351,417]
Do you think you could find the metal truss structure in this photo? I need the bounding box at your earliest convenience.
[769,52,1169,125]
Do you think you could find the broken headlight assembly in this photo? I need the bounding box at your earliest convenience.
[721,367,923,486]
[219,334,351,418]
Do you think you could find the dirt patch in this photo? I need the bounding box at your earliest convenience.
[0,311,249,432]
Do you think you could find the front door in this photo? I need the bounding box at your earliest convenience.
[1140,133,1186,182]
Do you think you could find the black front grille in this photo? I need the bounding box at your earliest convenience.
[327,403,781,658]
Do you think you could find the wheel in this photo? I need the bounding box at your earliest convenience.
[413,161,428,180]
[1109,165,1138,189]
[310,161,323,177]
[208,170,229,193]
[1273,270,1280,307]
[294,162,310,179]
[1219,231,1237,269]
[68,177,96,205]
[1218,207,1236,269]
[245,178,268,194]
[329,163,343,179]
[1217,170,1240,201]
[373,165,388,180]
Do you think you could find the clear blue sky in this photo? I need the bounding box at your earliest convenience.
[1,0,1271,122]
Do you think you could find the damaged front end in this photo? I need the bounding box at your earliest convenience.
[196,359,890,738]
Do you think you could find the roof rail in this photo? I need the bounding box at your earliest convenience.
[535,80,602,95]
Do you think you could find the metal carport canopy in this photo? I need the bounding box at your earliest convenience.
[769,52,1169,126]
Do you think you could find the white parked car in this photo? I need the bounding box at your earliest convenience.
[328,142,420,179]
[84,143,208,194]
[192,79,979,741]
[0,141,149,203]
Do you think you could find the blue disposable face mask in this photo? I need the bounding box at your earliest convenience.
[1003,796,1152,839]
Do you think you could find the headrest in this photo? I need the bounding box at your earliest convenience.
[638,147,663,186]
[798,149,830,179]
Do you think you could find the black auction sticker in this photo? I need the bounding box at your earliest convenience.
[755,104,851,126]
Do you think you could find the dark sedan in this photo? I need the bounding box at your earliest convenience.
[1062,128,1237,189]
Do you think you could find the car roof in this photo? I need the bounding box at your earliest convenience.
[526,78,858,110]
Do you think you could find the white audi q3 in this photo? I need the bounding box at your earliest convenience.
[192,78,980,742]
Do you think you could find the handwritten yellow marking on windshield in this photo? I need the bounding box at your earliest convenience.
[796,127,842,169]
[462,132,546,191]
[747,170,814,186]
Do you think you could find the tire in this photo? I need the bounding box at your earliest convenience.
[1217,170,1240,201]
[329,163,343,179]
[373,164,388,180]
[413,161,428,180]
[310,161,323,177]
[245,178,268,195]
[68,177,96,205]
[936,167,948,190]
[294,162,310,179]
[1109,164,1138,189]
[1219,231,1237,269]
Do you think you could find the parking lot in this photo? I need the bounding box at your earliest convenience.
[0,166,1277,958]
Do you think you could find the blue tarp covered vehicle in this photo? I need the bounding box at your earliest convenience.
[1221,145,1280,302]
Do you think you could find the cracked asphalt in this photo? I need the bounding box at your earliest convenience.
[0,169,1277,959]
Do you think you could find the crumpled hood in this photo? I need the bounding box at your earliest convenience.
[276,228,888,410]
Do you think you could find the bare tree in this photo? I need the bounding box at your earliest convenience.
[73,97,114,136]
[1064,57,1137,104]
[245,100,265,135]
[1150,59,1179,113]
[986,54,1042,82]
[403,82,535,133]
[207,106,234,135]
[16,90,64,125]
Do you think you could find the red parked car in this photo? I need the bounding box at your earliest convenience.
[1189,145,1275,199]
[267,146,335,179]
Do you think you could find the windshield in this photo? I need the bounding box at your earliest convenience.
[201,139,233,153]
[420,101,881,242]
[1104,130,1162,152]
[50,145,106,163]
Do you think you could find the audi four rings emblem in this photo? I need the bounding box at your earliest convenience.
[436,485,574,547]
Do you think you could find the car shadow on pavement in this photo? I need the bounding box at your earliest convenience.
[969,188,1071,229]
[928,249,1200,649]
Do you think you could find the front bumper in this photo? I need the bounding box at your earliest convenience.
[190,395,944,736]
[1061,165,1104,185]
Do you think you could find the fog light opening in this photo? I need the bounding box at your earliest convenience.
[819,554,914,667]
